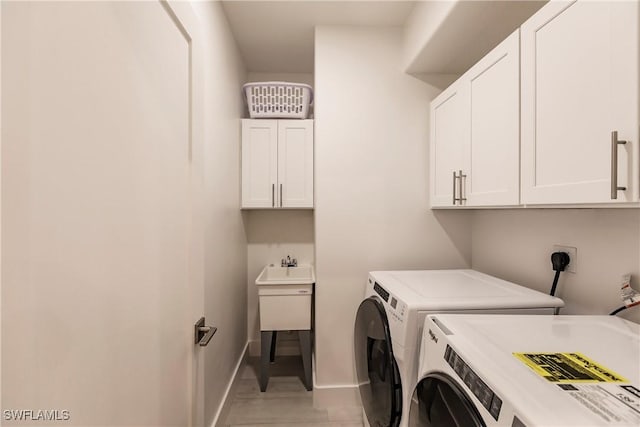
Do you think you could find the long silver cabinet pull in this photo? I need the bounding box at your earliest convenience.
[194,317,217,347]
[459,170,467,203]
[611,131,627,199]
[272,184,275,207]
[452,171,458,205]
[280,184,283,207]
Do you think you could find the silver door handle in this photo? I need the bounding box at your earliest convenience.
[611,131,627,199]
[272,184,275,207]
[194,317,217,347]
[452,171,458,205]
[280,183,283,207]
[459,170,467,203]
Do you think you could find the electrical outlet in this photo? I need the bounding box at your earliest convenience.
[552,245,577,273]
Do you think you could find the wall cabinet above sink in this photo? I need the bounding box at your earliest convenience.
[241,119,314,209]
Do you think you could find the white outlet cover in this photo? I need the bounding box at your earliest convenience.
[552,245,577,273]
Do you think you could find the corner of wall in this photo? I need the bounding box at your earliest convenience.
[402,0,455,73]
[313,25,472,387]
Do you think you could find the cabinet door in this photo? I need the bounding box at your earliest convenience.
[242,119,278,208]
[430,83,469,207]
[521,0,639,204]
[278,120,314,208]
[466,30,520,206]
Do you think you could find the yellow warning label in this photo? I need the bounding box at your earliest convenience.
[513,352,628,383]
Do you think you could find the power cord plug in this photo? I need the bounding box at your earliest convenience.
[549,252,571,296]
[551,252,571,272]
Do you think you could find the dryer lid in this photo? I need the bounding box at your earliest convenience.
[369,270,564,310]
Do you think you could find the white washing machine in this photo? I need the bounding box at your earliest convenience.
[354,270,565,427]
[411,314,640,426]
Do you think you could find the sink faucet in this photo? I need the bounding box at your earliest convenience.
[281,255,297,267]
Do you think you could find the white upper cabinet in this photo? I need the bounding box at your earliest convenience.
[242,119,313,209]
[521,0,639,205]
[466,30,520,206]
[242,120,278,208]
[430,83,468,207]
[430,30,520,208]
[277,121,314,208]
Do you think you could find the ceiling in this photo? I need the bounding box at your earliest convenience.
[221,1,547,76]
[405,0,546,74]
[221,0,415,73]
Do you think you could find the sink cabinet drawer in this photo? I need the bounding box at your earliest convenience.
[259,288,312,331]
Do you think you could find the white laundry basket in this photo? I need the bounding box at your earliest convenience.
[243,81,313,119]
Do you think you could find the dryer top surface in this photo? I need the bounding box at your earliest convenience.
[368,269,564,311]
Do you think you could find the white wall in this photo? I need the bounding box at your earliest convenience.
[314,25,472,388]
[244,210,315,355]
[247,72,314,87]
[472,209,640,324]
[190,2,248,425]
[2,3,202,425]
[1,2,247,426]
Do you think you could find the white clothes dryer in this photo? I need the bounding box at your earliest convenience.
[354,270,564,427]
[410,314,640,426]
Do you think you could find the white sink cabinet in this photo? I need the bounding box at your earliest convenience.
[256,265,314,331]
[255,264,315,392]
[258,284,312,331]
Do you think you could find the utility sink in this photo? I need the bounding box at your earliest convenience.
[255,265,315,331]
[255,265,315,286]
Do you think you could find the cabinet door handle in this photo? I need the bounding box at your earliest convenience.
[280,184,283,207]
[459,170,467,203]
[272,184,275,207]
[611,131,627,199]
[452,171,458,205]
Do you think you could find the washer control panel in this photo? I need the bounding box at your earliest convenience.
[445,344,503,421]
[373,282,389,302]
[371,279,406,323]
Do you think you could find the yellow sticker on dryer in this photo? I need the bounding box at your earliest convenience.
[513,352,628,383]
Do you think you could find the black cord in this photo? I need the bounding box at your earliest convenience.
[549,252,570,296]
[549,270,561,296]
[610,306,628,316]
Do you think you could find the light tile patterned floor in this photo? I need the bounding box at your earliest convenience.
[221,356,363,427]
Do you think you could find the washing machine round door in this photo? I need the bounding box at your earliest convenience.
[354,296,402,427]
[408,373,486,427]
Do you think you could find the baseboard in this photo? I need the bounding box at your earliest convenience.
[211,341,249,427]
[312,383,361,408]
[311,352,361,408]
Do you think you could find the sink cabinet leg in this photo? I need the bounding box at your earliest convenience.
[270,331,278,363]
[260,331,273,392]
[299,330,312,391]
